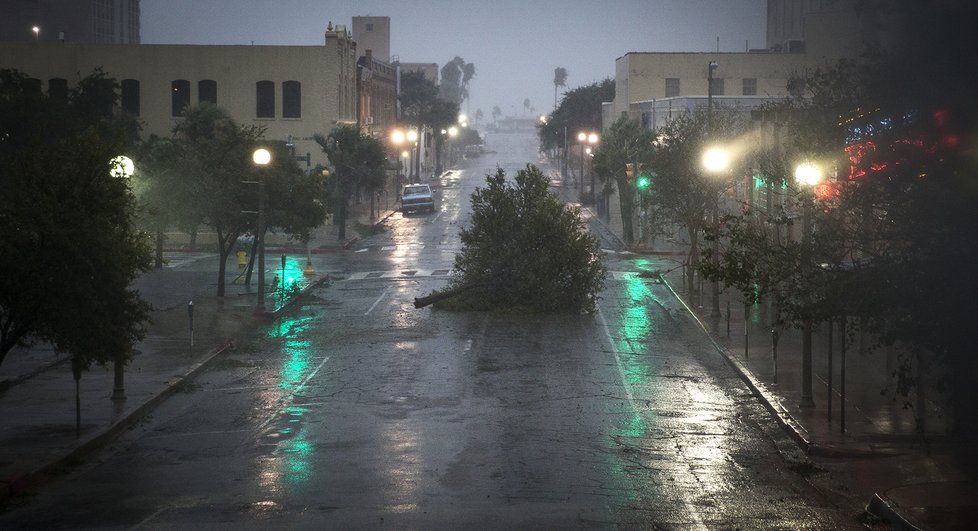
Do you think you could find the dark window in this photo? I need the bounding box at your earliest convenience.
[48,78,68,100]
[171,79,190,117]
[198,80,217,104]
[709,77,724,96]
[283,80,301,118]
[366,23,373,31]
[665,78,680,97]
[256,80,274,118]
[121,79,140,115]
[743,78,757,96]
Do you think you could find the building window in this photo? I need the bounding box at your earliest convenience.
[743,78,757,96]
[48,78,68,100]
[709,77,724,96]
[121,79,140,115]
[256,80,275,118]
[198,80,217,105]
[665,78,680,97]
[283,81,301,118]
[171,79,190,117]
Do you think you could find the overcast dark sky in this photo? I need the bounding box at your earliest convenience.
[142,0,766,122]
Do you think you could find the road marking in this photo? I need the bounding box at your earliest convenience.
[598,305,707,530]
[365,285,392,315]
[255,355,331,434]
[342,270,639,282]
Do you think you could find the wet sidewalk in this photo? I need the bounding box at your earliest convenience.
[0,203,397,504]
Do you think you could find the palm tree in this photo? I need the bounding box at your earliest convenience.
[553,67,568,110]
[492,105,502,126]
[523,98,532,116]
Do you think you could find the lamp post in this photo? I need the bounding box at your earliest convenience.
[253,148,271,311]
[406,128,419,183]
[390,128,406,200]
[108,155,135,401]
[32,26,39,41]
[702,147,730,318]
[707,61,718,127]
[795,161,822,409]
[577,132,587,195]
[587,132,599,199]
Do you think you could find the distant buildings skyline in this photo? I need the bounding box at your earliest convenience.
[0,0,140,44]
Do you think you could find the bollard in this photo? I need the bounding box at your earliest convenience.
[187,300,194,349]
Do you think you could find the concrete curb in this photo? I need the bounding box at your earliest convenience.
[866,493,923,531]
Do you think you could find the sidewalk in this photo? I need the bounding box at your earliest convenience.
[555,166,978,530]
[0,200,398,504]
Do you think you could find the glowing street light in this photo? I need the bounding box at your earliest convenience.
[253,148,271,310]
[32,26,39,41]
[109,155,135,400]
[794,160,823,409]
[702,146,731,317]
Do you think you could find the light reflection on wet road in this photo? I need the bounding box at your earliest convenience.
[0,132,861,529]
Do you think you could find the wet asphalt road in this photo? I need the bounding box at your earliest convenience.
[0,132,862,529]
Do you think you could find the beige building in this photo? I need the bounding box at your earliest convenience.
[0,25,358,169]
[351,16,390,62]
[611,0,862,124]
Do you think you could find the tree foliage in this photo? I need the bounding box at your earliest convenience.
[592,117,656,244]
[647,110,747,278]
[439,56,475,105]
[315,125,385,240]
[703,3,978,434]
[439,165,605,313]
[0,68,151,372]
[537,78,614,152]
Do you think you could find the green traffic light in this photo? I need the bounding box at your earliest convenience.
[636,175,651,189]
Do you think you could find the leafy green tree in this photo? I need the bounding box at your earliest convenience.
[537,78,614,152]
[133,135,192,268]
[399,70,439,126]
[429,165,605,313]
[0,69,151,385]
[592,117,656,245]
[646,110,745,287]
[171,104,264,297]
[703,3,978,434]
[315,125,385,241]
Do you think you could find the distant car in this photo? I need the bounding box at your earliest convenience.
[401,183,435,213]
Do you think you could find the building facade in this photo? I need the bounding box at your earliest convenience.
[0,26,357,169]
[610,0,862,125]
[351,16,390,63]
[357,50,397,138]
[0,0,140,44]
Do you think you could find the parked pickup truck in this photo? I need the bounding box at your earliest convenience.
[401,184,435,213]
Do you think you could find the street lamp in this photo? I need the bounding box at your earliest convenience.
[406,128,419,182]
[794,160,823,409]
[109,155,135,401]
[253,148,271,311]
[577,131,599,199]
[702,146,730,318]
[32,26,39,41]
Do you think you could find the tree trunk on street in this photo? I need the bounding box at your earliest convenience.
[414,281,496,309]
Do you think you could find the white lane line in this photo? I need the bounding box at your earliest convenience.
[598,306,707,529]
[255,355,331,434]
[365,285,392,315]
